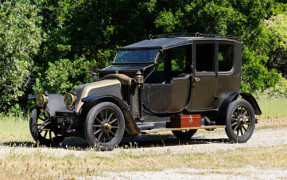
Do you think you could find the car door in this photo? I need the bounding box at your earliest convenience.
[142,45,192,114]
[215,42,242,109]
[187,41,217,110]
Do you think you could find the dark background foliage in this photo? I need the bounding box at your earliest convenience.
[0,0,286,115]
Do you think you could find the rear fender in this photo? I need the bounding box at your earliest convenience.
[81,95,140,136]
[218,92,262,123]
[240,92,262,115]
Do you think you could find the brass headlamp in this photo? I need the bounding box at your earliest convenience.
[36,93,48,107]
[64,93,76,107]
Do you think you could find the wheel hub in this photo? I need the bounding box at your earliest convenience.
[102,122,112,133]
[238,116,246,126]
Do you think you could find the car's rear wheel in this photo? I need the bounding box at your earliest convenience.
[29,108,64,146]
[172,129,197,140]
[225,99,255,143]
[84,102,125,151]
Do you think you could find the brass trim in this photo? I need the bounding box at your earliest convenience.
[76,80,121,113]
[102,74,133,85]
[36,93,47,107]
[64,93,76,107]
[142,126,226,134]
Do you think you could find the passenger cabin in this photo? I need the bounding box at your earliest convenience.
[100,36,243,117]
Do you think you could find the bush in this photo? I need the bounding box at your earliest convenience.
[33,56,96,94]
[0,1,44,113]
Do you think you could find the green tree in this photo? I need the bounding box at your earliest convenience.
[154,0,284,92]
[264,13,287,77]
[0,1,44,113]
[31,0,157,94]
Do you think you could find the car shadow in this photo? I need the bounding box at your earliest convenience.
[2,134,230,150]
[120,134,230,148]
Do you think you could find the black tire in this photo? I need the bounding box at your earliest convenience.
[225,99,255,143]
[29,108,64,146]
[172,129,197,140]
[84,102,125,151]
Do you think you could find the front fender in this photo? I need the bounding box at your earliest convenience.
[81,95,140,136]
[29,94,65,117]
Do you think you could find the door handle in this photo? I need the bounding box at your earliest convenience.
[192,77,200,87]
[195,77,200,82]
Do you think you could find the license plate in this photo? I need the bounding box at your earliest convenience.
[57,117,74,124]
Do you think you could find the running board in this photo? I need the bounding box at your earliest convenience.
[140,125,226,134]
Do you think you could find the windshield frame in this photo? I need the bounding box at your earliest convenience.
[113,49,160,65]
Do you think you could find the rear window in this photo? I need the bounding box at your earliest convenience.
[218,44,234,71]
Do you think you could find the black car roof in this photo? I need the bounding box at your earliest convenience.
[118,37,241,50]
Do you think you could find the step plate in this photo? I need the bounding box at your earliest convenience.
[141,125,226,134]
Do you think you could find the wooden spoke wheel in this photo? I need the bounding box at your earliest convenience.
[29,108,64,146]
[85,102,125,151]
[225,100,255,143]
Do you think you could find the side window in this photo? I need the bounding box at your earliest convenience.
[156,46,188,72]
[156,51,165,71]
[196,44,215,72]
[170,47,186,71]
[218,44,234,71]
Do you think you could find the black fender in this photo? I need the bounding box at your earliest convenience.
[28,93,65,117]
[218,92,262,122]
[81,95,140,136]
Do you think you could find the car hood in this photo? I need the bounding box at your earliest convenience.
[73,79,121,113]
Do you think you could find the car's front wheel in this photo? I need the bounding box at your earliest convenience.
[84,102,125,150]
[29,108,64,146]
[225,99,255,143]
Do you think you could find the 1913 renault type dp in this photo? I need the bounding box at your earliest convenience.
[29,34,262,150]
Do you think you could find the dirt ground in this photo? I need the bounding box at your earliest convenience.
[101,167,287,180]
[1,127,287,179]
[100,127,287,179]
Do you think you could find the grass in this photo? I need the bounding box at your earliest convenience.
[257,97,287,118]
[0,116,33,145]
[0,144,287,179]
[254,97,287,129]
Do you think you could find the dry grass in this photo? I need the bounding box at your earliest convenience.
[257,97,287,118]
[0,116,33,145]
[0,144,287,179]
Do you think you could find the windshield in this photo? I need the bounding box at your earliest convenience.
[102,65,150,71]
[114,49,159,63]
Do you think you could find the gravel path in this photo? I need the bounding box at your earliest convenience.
[101,167,287,180]
[116,127,287,155]
[100,127,287,179]
[1,127,287,157]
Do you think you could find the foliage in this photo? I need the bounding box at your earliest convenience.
[264,13,287,78]
[0,1,44,113]
[33,56,96,94]
[0,0,287,114]
[241,47,282,92]
[154,0,285,93]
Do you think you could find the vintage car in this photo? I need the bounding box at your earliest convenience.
[29,34,262,150]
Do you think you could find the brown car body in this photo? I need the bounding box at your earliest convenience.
[29,34,261,150]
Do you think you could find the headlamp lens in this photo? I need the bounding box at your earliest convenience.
[36,93,47,107]
[64,93,75,107]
